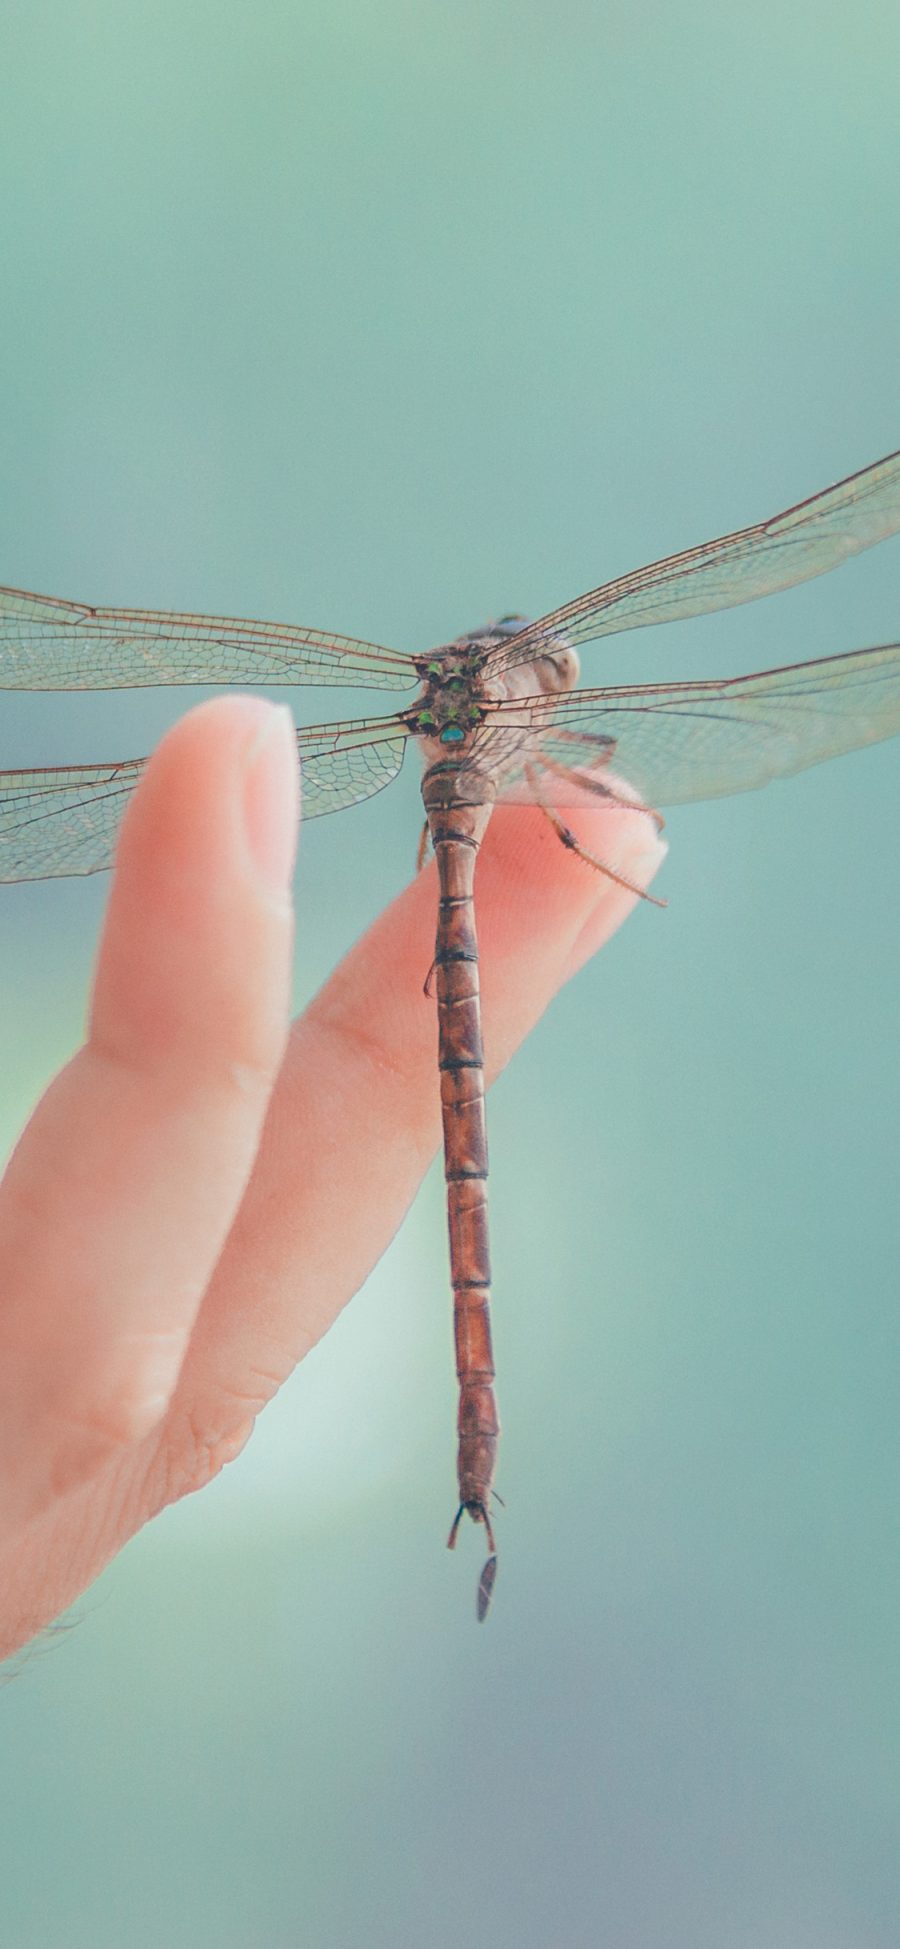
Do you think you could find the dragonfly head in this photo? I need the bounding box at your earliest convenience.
[461,613,529,649]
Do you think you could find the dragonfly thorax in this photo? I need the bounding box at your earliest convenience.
[409,639,491,747]
[408,618,580,750]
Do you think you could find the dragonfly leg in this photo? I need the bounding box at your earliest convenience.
[540,736,666,831]
[525,761,667,909]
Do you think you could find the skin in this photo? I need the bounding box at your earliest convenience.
[0,694,665,1660]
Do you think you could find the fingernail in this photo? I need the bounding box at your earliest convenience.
[241,704,299,891]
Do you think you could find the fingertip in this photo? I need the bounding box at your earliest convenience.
[113,694,298,899]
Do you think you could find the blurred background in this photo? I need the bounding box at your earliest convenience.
[1,0,899,1943]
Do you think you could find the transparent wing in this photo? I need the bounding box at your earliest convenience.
[0,717,409,882]
[477,643,900,808]
[0,759,146,881]
[487,448,900,674]
[294,717,409,817]
[0,586,417,692]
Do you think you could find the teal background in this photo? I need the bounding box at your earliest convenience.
[1,2,899,1944]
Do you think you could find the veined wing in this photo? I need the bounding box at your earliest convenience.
[0,586,417,692]
[295,716,409,816]
[487,448,900,674]
[482,643,900,807]
[0,716,409,882]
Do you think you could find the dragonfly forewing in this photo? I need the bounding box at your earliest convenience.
[0,586,418,691]
[488,447,900,673]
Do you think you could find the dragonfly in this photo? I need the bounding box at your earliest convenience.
[3,449,900,1619]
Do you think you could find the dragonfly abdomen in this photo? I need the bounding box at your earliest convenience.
[423,761,500,1618]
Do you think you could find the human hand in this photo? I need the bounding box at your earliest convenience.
[0,695,665,1659]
